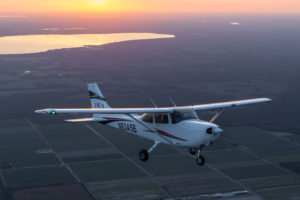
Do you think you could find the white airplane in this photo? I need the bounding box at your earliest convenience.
[35,83,271,166]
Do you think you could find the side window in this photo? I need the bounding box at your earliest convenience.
[171,112,179,123]
[155,114,169,124]
[142,113,153,123]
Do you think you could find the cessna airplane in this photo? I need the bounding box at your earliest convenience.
[35,83,271,166]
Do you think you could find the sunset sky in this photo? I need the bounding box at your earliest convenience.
[1,0,300,13]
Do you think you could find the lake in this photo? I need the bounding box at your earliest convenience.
[0,33,175,54]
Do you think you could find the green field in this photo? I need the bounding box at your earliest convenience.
[204,149,261,167]
[224,127,300,156]
[257,185,300,200]
[37,124,110,152]
[86,178,167,200]
[268,151,300,163]
[0,120,60,168]
[158,171,243,197]
[220,164,288,180]
[137,154,210,176]
[69,159,147,182]
[12,184,93,200]
[62,154,123,163]
[3,166,77,189]
[239,174,300,191]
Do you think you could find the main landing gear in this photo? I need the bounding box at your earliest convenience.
[139,141,160,162]
[189,148,205,166]
[139,143,205,166]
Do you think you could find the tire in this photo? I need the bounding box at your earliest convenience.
[189,148,197,155]
[196,155,205,166]
[139,149,149,162]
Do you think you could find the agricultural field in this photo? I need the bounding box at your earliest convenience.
[0,118,300,200]
[12,184,93,200]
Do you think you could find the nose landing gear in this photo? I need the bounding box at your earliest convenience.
[196,155,205,166]
[189,147,197,155]
[189,148,205,166]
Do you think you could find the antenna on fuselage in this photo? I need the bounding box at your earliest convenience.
[150,98,158,108]
[169,97,177,107]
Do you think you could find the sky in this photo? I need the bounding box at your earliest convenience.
[1,0,300,14]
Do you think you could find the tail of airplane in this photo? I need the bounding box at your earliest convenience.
[64,83,113,122]
[88,83,111,119]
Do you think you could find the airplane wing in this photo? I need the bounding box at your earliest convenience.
[190,98,271,111]
[35,107,173,115]
[35,98,271,115]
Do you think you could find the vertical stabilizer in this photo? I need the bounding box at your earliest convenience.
[87,83,111,119]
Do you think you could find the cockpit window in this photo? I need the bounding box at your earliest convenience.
[155,113,169,124]
[171,110,198,123]
[141,113,153,123]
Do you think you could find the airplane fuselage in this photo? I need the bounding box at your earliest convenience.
[100,114,222,148]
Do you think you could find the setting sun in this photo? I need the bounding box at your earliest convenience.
[90,0,108,7]
[1,0,300,13]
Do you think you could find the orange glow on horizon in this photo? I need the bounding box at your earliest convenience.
[1,0,300,14]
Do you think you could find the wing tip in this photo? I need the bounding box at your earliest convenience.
[262,97,272,102]
[35,109,49,114]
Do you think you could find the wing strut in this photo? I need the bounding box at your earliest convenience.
[209,108,225,123]
[169,97,177,107]
[150,98,158,108]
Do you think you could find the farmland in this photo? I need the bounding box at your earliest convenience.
[0,118,299,199]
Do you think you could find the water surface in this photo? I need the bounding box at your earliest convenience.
[0,33,175,54]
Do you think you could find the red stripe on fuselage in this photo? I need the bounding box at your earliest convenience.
[155,129,186,141]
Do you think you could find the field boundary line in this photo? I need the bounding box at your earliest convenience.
[85,123,173,198]
[0,169,7,187]
[26,118,81,183]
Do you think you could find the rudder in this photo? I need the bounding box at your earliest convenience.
[87,83,111,118]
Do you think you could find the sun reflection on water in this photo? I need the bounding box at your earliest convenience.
[0,33,175,55]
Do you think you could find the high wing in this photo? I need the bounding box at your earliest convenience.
[191,98,271,111]
[35,98,271,115]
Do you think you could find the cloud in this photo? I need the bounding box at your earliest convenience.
[41,28,87,31]
[41,28,60,31]
[230,22,240,26]
[64,28,86,30]
[0,15,27,18]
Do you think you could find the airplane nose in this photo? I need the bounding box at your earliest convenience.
[213,127,223,134]
[206,126,223,134]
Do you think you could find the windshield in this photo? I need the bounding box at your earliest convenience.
[171,109,198,123]
[141,113,153,123]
